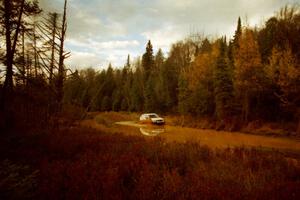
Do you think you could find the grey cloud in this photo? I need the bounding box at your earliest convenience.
[38,0,300,69]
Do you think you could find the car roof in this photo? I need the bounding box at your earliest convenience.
[142,113,158,116]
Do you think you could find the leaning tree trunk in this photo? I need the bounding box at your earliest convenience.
[2,0,14,98]
[1,0,25,131]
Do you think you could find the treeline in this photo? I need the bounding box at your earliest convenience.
[65,5,300,131]
[0,0,69,131]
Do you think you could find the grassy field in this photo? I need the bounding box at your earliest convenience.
[1,122,300,199]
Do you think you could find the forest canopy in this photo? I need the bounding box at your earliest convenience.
[64,5,300,132]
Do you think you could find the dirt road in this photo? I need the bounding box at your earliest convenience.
[114,121,300,152]
[80,118,300,153]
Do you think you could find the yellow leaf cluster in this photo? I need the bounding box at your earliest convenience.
[268,46,299,93]
[187,43,219,91]
[234,29,263,91]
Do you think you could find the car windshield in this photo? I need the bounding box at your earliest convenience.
[149,114,159,118]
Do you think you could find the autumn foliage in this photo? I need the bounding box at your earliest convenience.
[59,6,300,135]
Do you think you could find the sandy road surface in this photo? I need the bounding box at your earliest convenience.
[114,121,300,153]
[80,119,300,153]
[115,121,146,128]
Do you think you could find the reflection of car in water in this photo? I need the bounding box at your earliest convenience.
[139,113,165,125]
[139,127,165,136]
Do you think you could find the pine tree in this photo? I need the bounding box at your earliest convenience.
[92,70,106,110]
[101,96,110,111]
[121,55,131,110]
[123,54,131,76]
[161,41,192,111]
[155,48,164,71]
[142,40,154,81]
[63,70,84,106]
[153,48,166,111]
[178,71,191,115]
[233,17,242,49]
[80,68,97,109]
[112,69,122,111]
[144,74,156,112]
[200,38,212,54]
[214,38,234,120]
[142,40,156,111]
[130,65,144,111]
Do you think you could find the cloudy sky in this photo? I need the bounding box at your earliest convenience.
[39,0,299,70]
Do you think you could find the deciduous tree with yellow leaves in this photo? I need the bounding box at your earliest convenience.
[234,29,265,122]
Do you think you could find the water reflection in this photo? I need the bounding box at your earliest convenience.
[139,126,165,136]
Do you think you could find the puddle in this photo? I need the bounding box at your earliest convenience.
[114,121,165,136]
[139,127,165,136]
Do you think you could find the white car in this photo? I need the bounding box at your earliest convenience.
[139,113,165,125]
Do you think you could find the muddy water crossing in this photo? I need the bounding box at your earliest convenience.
[115,121,300,153]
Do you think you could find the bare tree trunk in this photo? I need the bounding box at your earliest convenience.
[49,13,58,84]
[22,29,26,85]
[26,53,31,82]
[56,0,68,112]
[33,22,38,77]
[11,0,25,57]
